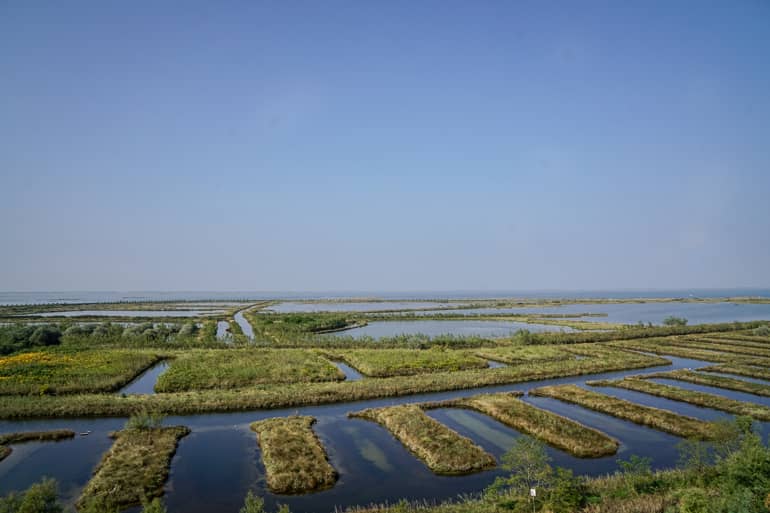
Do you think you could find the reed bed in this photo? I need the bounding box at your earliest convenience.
[701,363,770,381]
[0,349,163,395]
[322,348,488,377]
[473,345,573,364]
[154,349,344,392]
[530,384,718,439]
[590,378,770,421]
[425,392,618,457]
[0,348,667,419]
[77,425,190,511]
[608,339,763,365]
[250,416,337,494]
[0,429,75,445]
[641,369,770,397]
[0,446,9,461]
[659,338,770,358]
[350,405,495,474]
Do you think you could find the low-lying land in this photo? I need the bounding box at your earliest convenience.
[0,446,9,461]
[0,348,163,395]
[0,429,75,445]
[590,377,770,421]
[250,416,337,494]
[321,348,488,377]
[702,363,770,381]
[154,348,344,392]
[608,338,769,365]
[530,384,719,439]
[425,392,618,457]
[77,425,190,511]
[641,369,770,397]
[350,404,495,474]
[0,347,668,418]
[473,345,573,364]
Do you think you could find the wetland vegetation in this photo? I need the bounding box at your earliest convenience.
[350,404,496,474]
[250,416,337,494]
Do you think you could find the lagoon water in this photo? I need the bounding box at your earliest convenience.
[3,354,768,513]
[333,320,574,338]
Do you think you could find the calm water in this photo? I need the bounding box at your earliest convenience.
[333,320,575,338]
[216,321,231,339]
[118,361,169,395]
[234,310,254,339]
[5,355,769,513]
[405,302,770,325]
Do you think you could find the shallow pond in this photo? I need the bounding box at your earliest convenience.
[117,361,169,395]
[234,310,255,339]
[332,320,574,338]
[5,354,768,513]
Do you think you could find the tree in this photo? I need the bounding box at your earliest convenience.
[487,437,553,511]
[0,478,62,513]
[662,316,688,326]
[240,491,264,513]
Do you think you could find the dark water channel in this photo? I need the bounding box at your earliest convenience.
[2,354,769,513]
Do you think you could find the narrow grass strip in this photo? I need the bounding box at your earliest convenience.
[350,405,495,474]
[0,350,668,419]
[0,446,10,461]
[701,364,770,382]
[250,416,337,494]
[0,429,75,445]
[425,392,618,457]
[692,337,770,350]
[77,426,190,511]
[609,340,762,364]
[640,370,770,397]
[590,378,770,421]
[662,338,770,358]
[529,384,718,439]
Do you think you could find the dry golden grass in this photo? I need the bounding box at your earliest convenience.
[350,404,495,474]
[530,384,719,439]
[77,425,189,511]
[590,377,770,421]
[0,429,74,445]
[250,415,337,494]
[428,391,618,457]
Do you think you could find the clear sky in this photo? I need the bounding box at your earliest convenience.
[1,1,769,292]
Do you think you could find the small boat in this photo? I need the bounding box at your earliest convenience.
[79,431,91,436]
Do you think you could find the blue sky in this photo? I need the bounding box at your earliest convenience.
[1,1,769,291]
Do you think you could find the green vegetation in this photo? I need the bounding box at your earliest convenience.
[0,478,62,513]
[609,338,770,365]
[77,417,189,511]
[350,404,495,474]
[0,346,666,418]
[250,415,337,494]
[322,348,488,377]
[590,378,770,421]
[0,349,163,395]
[702,364,770,381]
[663,316,688,327]
[0,429,74,445]
[641,369,770,397]
[344,416,770,513]
[474,345,573,364]
[0,324,62,355]
[154,349,343,392]
[426,392,618,457]
[530,384,719,439]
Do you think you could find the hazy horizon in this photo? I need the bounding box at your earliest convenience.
[2,1,769,291]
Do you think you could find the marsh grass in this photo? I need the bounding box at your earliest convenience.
[350,405,495,474]
[0,347,667,418]
[0,446,9,461]
[473,345,573,364]
[425,392,618,457]
[701,363,770,381]
[250,416,337,494]
[0,429,75,445]
[154,349,344,392]
[0,349,163,395]
[322,348,488,377]
[641,369,770,397]
[608,338,770,365]
[590,377,770,421]
[77,425,190,511]
[530,384,718,439]
[659,337,770,358]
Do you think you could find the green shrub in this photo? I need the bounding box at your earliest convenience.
[0,478,62,513]
[125,410,165,430]
[663,316,688,326]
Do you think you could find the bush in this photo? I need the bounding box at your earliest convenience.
[125,410,165,430]
[240,491,264,513]
[0,478,62,513]
[663,316,688,327]
[753,325,770,337]
[29,326,61,347]
[675,488,709,513]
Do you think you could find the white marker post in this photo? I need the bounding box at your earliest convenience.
[530,488,536,513]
